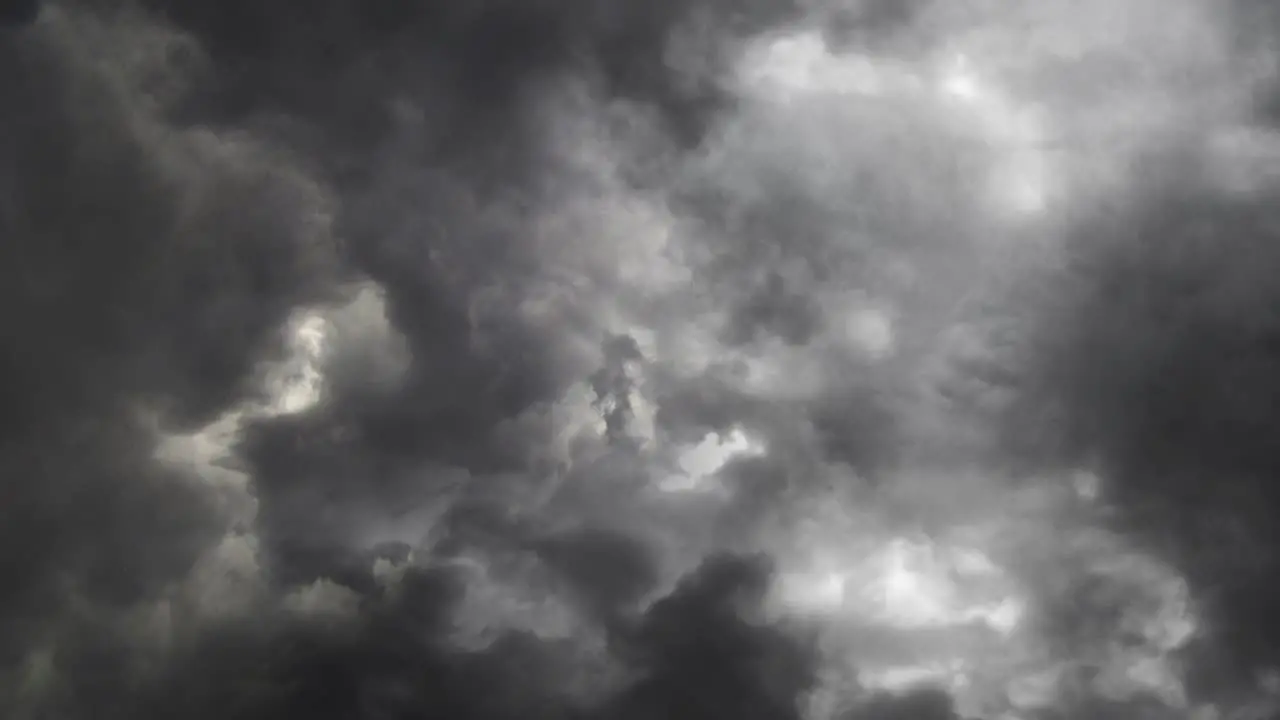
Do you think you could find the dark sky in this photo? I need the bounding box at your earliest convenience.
[3,1,1280,718]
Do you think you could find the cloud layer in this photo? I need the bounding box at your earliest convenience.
[4,1,1280,718]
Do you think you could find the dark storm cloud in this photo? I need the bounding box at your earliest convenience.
[847,686,959,719]
[107,553,823,720]
[158,0,813,496]
[595,553,820,720]
[0,6,342,717]
[139,0,805,171]
[175,0,800,610]
[186,0,873,674]
[1,0,865,717]
[15,0,1279,717]
[533,527,658,619]
[0,0,38,26]
[996,144,1280,695]
[190,0,975,596]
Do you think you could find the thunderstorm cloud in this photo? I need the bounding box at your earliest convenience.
[3,1,1280,718]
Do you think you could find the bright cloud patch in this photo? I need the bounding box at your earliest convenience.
[738,30,1057,224]
[936,53,1052,218]
[662,428,767,493]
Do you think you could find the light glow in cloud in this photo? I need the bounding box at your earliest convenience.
[662,427,767,493]
[739,31,1057,224]
[936,53,1053,218]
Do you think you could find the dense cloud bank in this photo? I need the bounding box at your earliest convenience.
[4,1,1280,718]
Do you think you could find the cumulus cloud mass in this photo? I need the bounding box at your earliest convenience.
[5,0,1280,718]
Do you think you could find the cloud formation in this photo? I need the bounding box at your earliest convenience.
[4,1,1280,719]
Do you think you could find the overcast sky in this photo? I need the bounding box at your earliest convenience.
[4,1,1280,718]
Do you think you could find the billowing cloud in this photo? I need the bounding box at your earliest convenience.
[5,1,1280,719]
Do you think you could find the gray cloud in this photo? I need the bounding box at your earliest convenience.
[7,0,1280,718]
